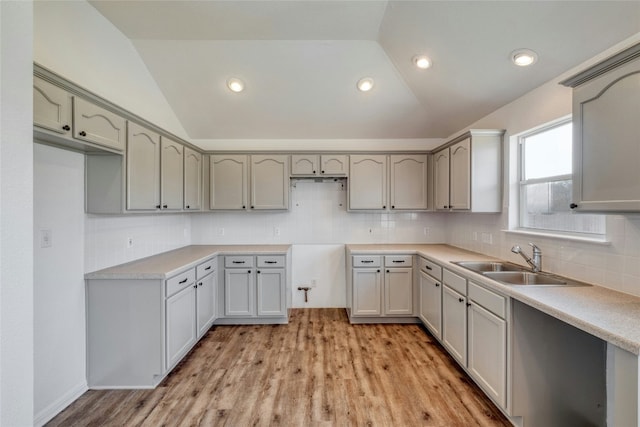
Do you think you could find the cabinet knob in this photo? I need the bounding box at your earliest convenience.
[193,284,198,289]
[466,302,471,307]
[570,203,578,209]
[449,205,453,209]
[242,205,246,209]
[186,205,190,209]
[382,205,386,209]
[377,269,380,273]
[435,283,440,287]
[443,205,448,209]
[391,206,395,209]
[257,270,261,274]
[251,206,254,209]
[321,170,325,174]
[458,297,464,303]
[79,131,87,137]
[386,269,390,273]
[156,205,161,209]
[62,125,70,131]
[163,204,168,209]
[313,170,316,174]
[247,270,251,274]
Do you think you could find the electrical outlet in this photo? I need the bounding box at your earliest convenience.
[127,237,133,248]
[311,279,317,288]
[217,228,225,236]
[274,227,281,236]
[472,231,478,241]
[40,229,52,248]
[423,227,430,236]
[481,232,493,244]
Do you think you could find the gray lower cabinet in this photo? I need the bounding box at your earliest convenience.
[87,257,217,389]
[442,283,468,365]
[418,257,442,339]
[220,255,288,322]
[348,255,414,321]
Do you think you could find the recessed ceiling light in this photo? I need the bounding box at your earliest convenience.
[357,77,374,92]
[227,78,244,93]
[413,55,432,69]
[511,49,538,67]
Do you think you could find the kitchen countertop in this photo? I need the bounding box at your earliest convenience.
[85,245,291,280]
[348,244,640,355]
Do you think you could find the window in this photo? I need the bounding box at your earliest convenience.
[519,120,605,236]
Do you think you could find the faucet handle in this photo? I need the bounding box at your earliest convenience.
[529,242,541,254]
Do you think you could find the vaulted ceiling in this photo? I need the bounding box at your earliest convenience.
[89,1,640,139]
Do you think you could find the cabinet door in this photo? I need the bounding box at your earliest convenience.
[210,155,248,210]
[166,284,197,369]
[389,155,428,210]
[73,97,126,151]
[468,301,507,408]
[127,122,160,210]
[33,76,72,135]
[256,268,286,316]
[250,155,289,210]
[320,155,348,176]
[291,154,319,176]
[349,155,387,210]
[224,269,255,316]
[419,270,442,339]
[442,285,467,366]
[160,137,184,210]
[184,147,202,210]
[434,148,450,210]
[196,272,216,338]
[384,267,413,315]
[450,138,471,210]
[572,56,640,211]
[352,268,382,316]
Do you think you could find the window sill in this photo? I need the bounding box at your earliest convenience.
[503,229,611,246]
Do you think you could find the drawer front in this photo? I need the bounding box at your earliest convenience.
[468,281,506,319]
[419,257,442,280]
[443,268,466,295]
[225,255,255,268]
[352,255,382,268]
[385,255,413,267]
[166,268,196,297]
[257,255,285,268]
[196,258,216,278]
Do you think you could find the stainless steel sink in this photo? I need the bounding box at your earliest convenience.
[484,271,579,286]
[453,261,527,273]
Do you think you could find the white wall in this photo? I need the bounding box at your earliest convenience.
[34,1,188,141]
[0,2,34,426]
[33,144,87,426]
[445,33,640,297]
[191,180,447,307]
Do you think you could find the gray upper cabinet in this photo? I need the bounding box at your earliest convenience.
[250,155,289,210]
[127,122,161,210]
[183,147,202,211]
[349,155,387,210]
[160,137,184,210]
[74,97,126,152]
[433,130,503,213]
[291,154,348,176]
[210,155,249,210]
[561,44,640,212]
[33,76,72,136]
[209,154,289,211]
[390,154,428,210]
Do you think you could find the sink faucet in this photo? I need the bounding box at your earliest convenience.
[511,243,542,272]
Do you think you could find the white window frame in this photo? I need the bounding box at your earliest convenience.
[515,118,606,241]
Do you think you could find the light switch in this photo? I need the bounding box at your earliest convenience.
[40,229,52,248]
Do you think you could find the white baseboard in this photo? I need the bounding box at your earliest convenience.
[34,381,88,427]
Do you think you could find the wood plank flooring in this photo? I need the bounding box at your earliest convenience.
[47,309,511,426]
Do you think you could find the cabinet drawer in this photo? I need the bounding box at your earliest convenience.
[443,268,466,295]
[166,268,196,297]
[352,255,382,267]
[468,281,506,319]
[196,258,216,278]
[419,257,441,279]
[385,255,413,267]
[257,255,285,268]
[225,256,254,268]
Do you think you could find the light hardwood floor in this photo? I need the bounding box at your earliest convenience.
[48,309,511,426]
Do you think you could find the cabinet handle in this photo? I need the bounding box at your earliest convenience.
[466,302,471,307]
[458,297,464,303]
[205,266,211,271]
[425,265,432,270]
[449,205,453,209]
[264,261,277,264]
[435,283,440,287]
[79,131,87,137]
[193,284,198,289]
[443,205,448,209]
[570,203,578,209]
[361,260,374,264]
[62,125,71,131]
[156,205,161,209]
[232,261,245,264]
[163,204,168,209]
[392,260,405,263]
[179,278,188,284]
